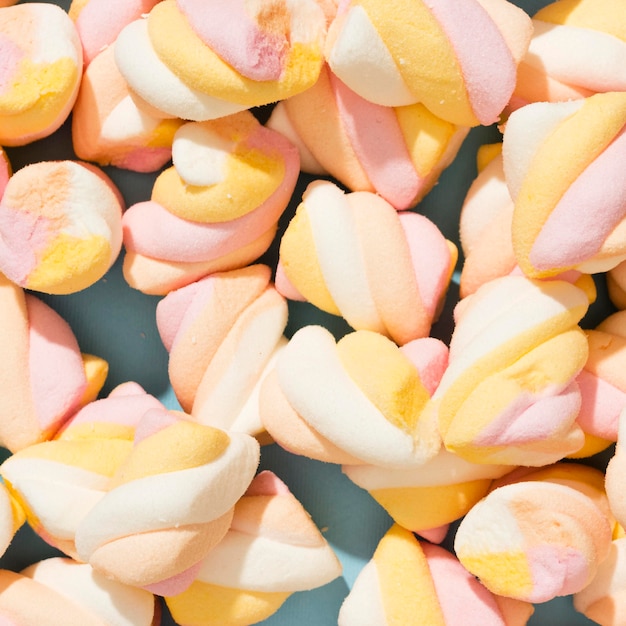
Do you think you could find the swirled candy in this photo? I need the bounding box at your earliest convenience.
[276,180,457,345]
[268,63,469,210]
[504,91,626,278]
[157,265,288,437]
[325,0,532,126]
[74,409,260,594]
[261,328,444,468]
[115,0,327,121]
[122,111,299,295]
[165,471,342,625]
[433,275,589,466]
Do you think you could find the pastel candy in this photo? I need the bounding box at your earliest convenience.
[344,447,510,541]
[115,0,326,120]
[0,161,124,295]
[574,310,626,454]
[276,180,457,345]
[68,0,161,66]
[573,538,626,626]
[156,265,288,437]
[260,327,443,468]
[325,0,532,126]
[72,43,183,172]
[122,111,300,295]
[503,91,626,278]
[0,558,159,626]
[74,409,261,593]
[267,63,469,210]
[459,143,599,300]
[433,275,589,466]
[459,145,516,298]
[341,336,512,540]
[165,471,342,625]
[491,462,619,538]
[512,0,626,109]
[0,275,93,452]
[455,481,612,603]
[0,3,82,146]
[339,523,534,626]
[0,383,164,560]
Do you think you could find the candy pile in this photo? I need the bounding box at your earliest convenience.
[0,0,626,624]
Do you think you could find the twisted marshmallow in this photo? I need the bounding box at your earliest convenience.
[276,180,457,345]
[268,63,469,210]
[433,275,589,466]
[261,328,445,468]
[157,265,288,437]
[339,524,534,626]
[325,0,532,126]
[72,43,183,172]
[0,383,164,560]
[115,0,327,121]
[504,91,626,278]
[73,409,260,593]
[165,471,342,625]
[122,111,299,295]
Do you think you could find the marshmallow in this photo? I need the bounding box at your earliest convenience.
[276,180,457,345]
[122,111,299,295]
[261,327,444,468]
[339,523,534,625]
[115,0,327,120]
[325,0,532,126]
[268,63,469,210]
[74,409,260,594]
[455,481,612,603]
[156,265,288,437]
[0,160,124,295]
[165,471,342,625]
[72,43,183,172]
[0,3,82,146]
[0,383,164,560]
[503,91,626,278]
[433,275,589,466]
